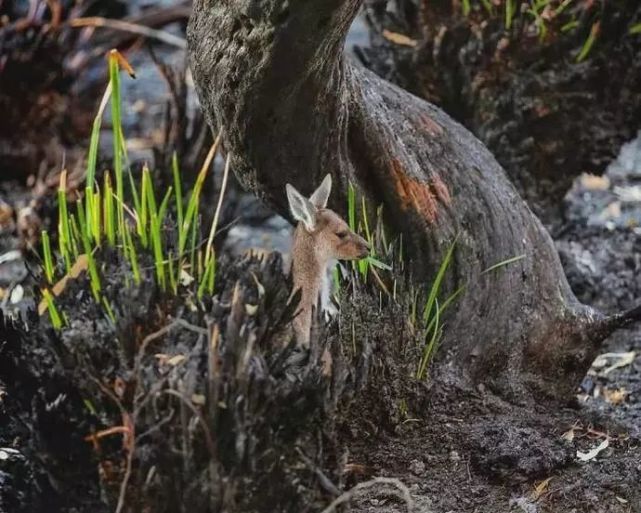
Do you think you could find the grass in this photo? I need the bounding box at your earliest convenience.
[415,238,462,380]
[456,0,611,59]
[40,50,225,327]
[338,183,464,380]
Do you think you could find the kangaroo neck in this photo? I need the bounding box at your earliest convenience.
[291,225,326,308]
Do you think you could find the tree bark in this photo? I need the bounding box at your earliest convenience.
[187,0,639,400]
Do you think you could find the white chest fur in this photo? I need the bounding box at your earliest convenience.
[320,259,338,318]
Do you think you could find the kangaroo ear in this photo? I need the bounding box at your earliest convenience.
[286,183,317,231]
[309,174,332,209]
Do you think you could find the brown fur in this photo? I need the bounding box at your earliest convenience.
[291,209,369,346]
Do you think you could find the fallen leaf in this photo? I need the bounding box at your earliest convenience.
[167,354,187,367]
[38,254,89,315]
[577,438,609,462]
[561,428,575,442]
[10,285,24,304]
[382,29,418,47]
[580,173,610,190]
[616,497,628,504]
[191,394,206,406]
[179,269,194,286]
[531,477,553,501]
[603,388,628,405]
[245,304,258,316]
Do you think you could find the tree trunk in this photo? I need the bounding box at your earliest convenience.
[187,0,639,400]
[360,0,641,220]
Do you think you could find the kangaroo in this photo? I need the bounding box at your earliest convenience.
[286,175,370,347]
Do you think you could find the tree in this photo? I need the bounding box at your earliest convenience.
[187,0,641,401]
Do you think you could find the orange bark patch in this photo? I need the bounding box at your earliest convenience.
[417,112,444,137]
[390,159,439,223]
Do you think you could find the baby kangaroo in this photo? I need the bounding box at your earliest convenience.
[286,175,370,347]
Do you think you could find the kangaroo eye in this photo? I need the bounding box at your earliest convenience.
[336,231,348,239]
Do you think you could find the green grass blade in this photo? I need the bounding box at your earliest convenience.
[172,152,184,230]
[198,252,216,299]
[102,298,117,324]
[481,254,526,275]
[158,186,173,226]
[57,171,72,271]
[417,299,440,380]
[128,169,145,247]
[505,0,516,29]
[43,289,63,329]
[577,22,599,62]
[109,51,126,243]
[347,182,356,231]
[103,173,115,246]
[41,231,55,284]
[123,223,141,285]
[75,207,101,302]
[366,256,392,271]
[422,237,457,323]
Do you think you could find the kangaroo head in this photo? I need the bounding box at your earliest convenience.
[286,175,370,263]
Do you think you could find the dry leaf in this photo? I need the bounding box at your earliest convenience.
[580,173,610,191]
[179,269,194,286]
[382,29,417,47]
[531,477,552,501]
[577,438,609,462]
[191,394,206,406]
[155,354,187,367]
[38,254,89,315]
[245,304,258,316]
[10,285,24,304]
[167,354,187,366]
[561,428,575,442]
[616,497,629,504]
[603,388,628,405]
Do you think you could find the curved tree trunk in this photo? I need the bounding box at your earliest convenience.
[187,0,639,400]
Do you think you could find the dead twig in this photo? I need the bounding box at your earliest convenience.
[162,389,216,459]
[70,17,187,49]
[320,477,416,513]
[295,447,341,496]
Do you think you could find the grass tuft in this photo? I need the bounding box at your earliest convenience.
[39,50,226,328]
